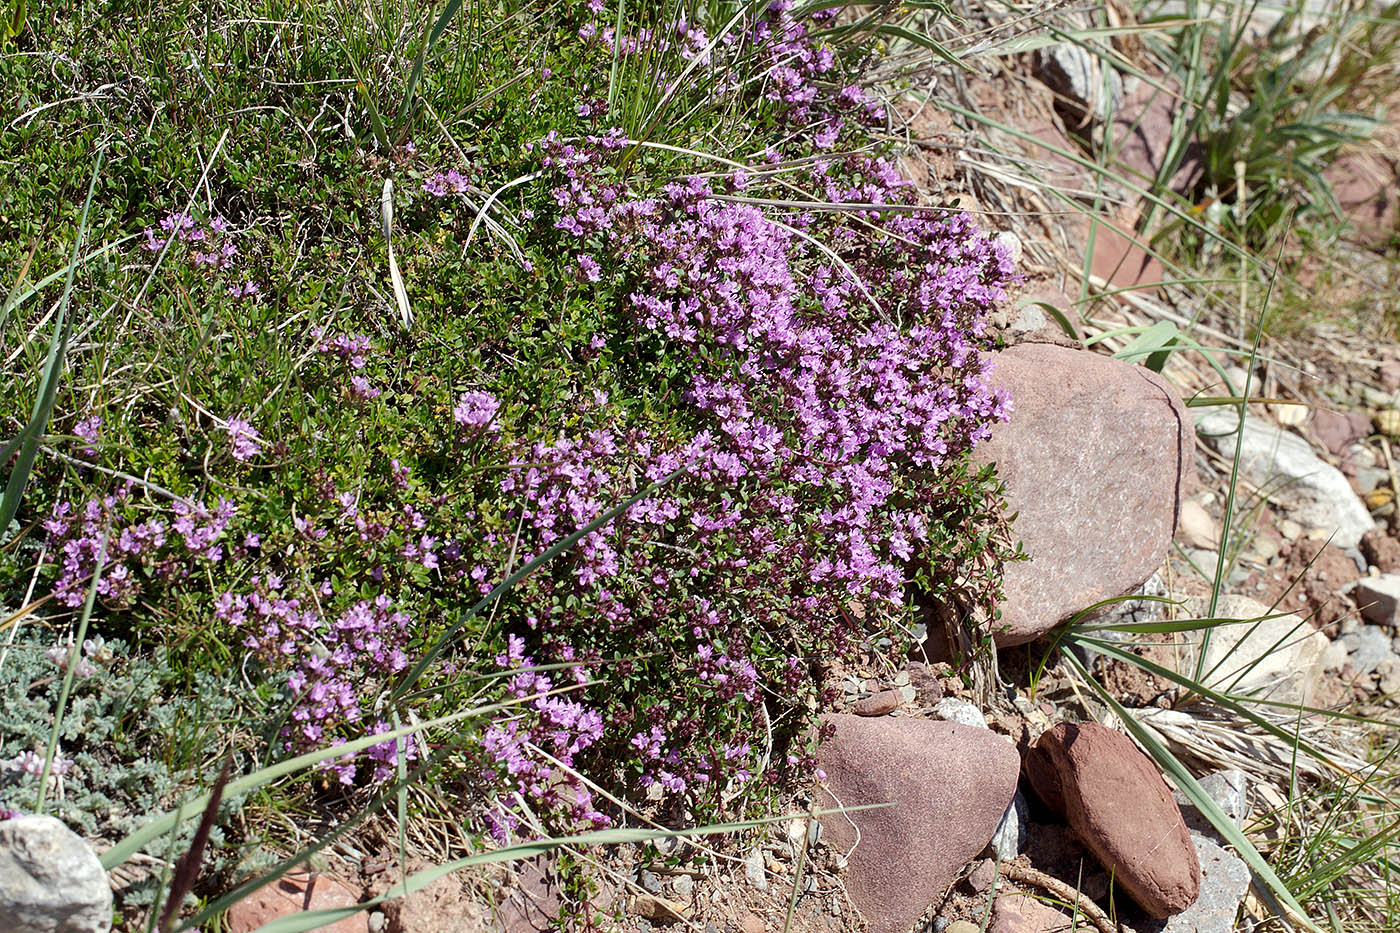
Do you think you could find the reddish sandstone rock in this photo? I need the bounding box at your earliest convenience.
[1025,723,1200,917]
[817,715,1020,933]
[224,872,367,933]
[852,689,902,716]
[974,344,1191,646]
[991,894,1076,933]
[1360,529,1400,574]
[1312,408,1373,457]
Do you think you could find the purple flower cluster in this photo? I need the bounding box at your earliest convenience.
[73,415,101,459]
[531,131,1012,603]
[225,417,263,463]
[314,330,382,399]
[41,490,232,608]
[213,581,414,782]
[141,211,258,298]
[453,390,500,433]
[480,634,606,838]
[407,3,1017,820]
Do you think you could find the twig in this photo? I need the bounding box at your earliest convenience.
[999,861,1123,933]
[40,446,192,505]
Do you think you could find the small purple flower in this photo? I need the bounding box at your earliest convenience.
[74,415,101,458]
[577,254,602,282]
[225,417,262,462]
[453,390,500,432]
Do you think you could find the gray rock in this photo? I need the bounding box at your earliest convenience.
[987,791,1029,861]
[637,869,662,895]
[1175,595,1329,706]
[1034,42,1125,123]
[1354,575,1400,628]
[1162,835,1251,933]
[743,849,767,892]
[1340,626,1394,675]
[670,874,694,898]
[1353,466,1391,495]
[1173,769,1249,839]
[1196,411,1374,549]
[1008,304,1047,336]
[0,815,112,933]
[932,698,988,730]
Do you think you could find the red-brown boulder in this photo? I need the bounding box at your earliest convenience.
[816,714,1020,933]
[974,344,1191,646]
[1025,723,1200,917]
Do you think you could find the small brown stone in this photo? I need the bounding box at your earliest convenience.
[852,689,902,716]
[739,911,767,933]
[966,859,997,892]
[630,892,689,921]
[991,894,1075,933]
[224,872,367,933]
[1360,529,1400,573]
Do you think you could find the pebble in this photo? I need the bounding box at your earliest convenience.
[1249,535,1281,562]
[932,697,988,729]
[671,874,694,898]
[967,859,998,893]
[637,869,662,895]
[1179,500,1220,549]
[744,849,767,891]
[1355,575,1400,627]
[853,688,902,716]
[1376,409,1400,436]
[946,921,981,933]
[630,893,689,922]
[1278,518,1304,540]
[1378,658,1400,694]
[1341,627,1394,674]
[1321,638,1350,671]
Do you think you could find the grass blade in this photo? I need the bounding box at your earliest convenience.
[0,149,102,539]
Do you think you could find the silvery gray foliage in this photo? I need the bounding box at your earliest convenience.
[0,630,255,908]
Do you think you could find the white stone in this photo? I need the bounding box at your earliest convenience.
[1008,304,1047,335]
[743,849,767,891]
[1176,595,1330,705]
[0,815,112,933]
[1320,638,1350,671]
[1196,410,1375,548]
[931,698,988,729]
[1354,575,1400,628]
[1179,500,1219,550]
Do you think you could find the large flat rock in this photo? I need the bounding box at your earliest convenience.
[975,344,1190,646]
[817,715,1020,933]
